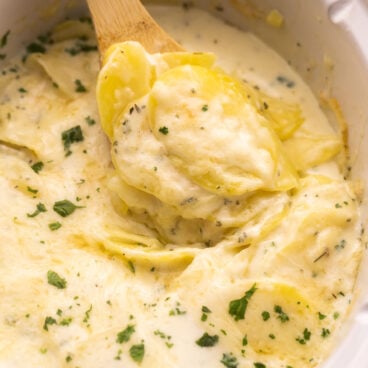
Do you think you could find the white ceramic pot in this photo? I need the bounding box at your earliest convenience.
[0,0,367,366]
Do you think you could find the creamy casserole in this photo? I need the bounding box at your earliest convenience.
[0,5,363,368]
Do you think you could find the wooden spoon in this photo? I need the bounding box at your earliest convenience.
[87,0,182,55]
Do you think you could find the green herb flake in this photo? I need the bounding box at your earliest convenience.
[26,42,46,54]
[261,311,270,321]
[129,342,145,363]
[228,284,257,321]
[201,305,211,321]
[49,222,62,231]
[220,352,238,368]
[321,328,330,338]
[274,305,289,323]
[65,42,97,56]
[318,312,327,320]
[53,200,81,217]
[47,270,67,289]
[59,317,73,326]
[195,332,219,347]
[83,304,92,323]
[31,161,44,174]
[335,239,346,251]
[169,302,187,316]
[202,306,211,313]
[254,363,266,368]
[296,328,312,345]
[27,186,38,194]
[27,202,47,218]
[74,79,87,93]
[65,355,72,362]
[62,125,84,154]
[276,75,295,88]
[333,312,340,320]
[242,335,248,346]
[18,87,27,93]
[127,260,135,274]
[116,324,135,344]
[202,104,209,112]
[158,126,169,135]
[0,30,10,48]
[43,316,57,331]
[85,116,96,126]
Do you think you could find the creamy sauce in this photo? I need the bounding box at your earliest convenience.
[0,5,363,368]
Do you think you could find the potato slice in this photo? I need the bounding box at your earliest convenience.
[149,65,298,195]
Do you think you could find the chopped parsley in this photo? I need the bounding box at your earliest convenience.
[158,126,169,135]
[53,200,81,217]
[129,342,145,363]
[31,161,44,174]
[195,332,219,347]
[27,202,47,218]
[154,329,172,347]
[296,328,312,345]
[274,305,289,323]
[254,363,266,368]
[276,75,295,88]
[26,42,46,54]
[47,270,67,289]
[61,125,84,155]
[0,30,10,48]
[83,304,93,325]
[48,222,62,231]
[318,312,327,320]
[74,79,87,93]
[201,104,209,112]
[321,328,330,338]
[18,87,27,93]
[220,352,238,368]
[37,32,53,45]
[116,324,135,343]
[85,116,96,126]
[201,305,211,321]
[65,42,97,56]
[43,316,57,331]
[59,317,73,326]
[261,311,270,321]
[127,260,135,274]
[228,284,257,321]
[335,239,346,250]
[169,302,187,316]
[27,186,38,194]
[242,335,248,346]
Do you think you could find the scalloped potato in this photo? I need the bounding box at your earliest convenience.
[0,5,363,368]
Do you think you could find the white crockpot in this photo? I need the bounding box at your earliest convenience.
[0,0,367,366]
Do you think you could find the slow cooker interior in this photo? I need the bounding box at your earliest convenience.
[0,0,367,366]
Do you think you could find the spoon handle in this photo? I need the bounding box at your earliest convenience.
[87,0,182,55]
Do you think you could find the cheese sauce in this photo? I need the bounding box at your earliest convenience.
[0,5,363,368]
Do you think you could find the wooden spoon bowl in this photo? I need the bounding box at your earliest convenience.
[87,0,182,55]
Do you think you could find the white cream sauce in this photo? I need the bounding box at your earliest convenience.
[0,5,362,368]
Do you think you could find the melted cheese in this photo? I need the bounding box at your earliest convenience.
[0,6,363,368]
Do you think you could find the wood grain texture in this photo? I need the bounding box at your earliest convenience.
[87,0,182,55]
